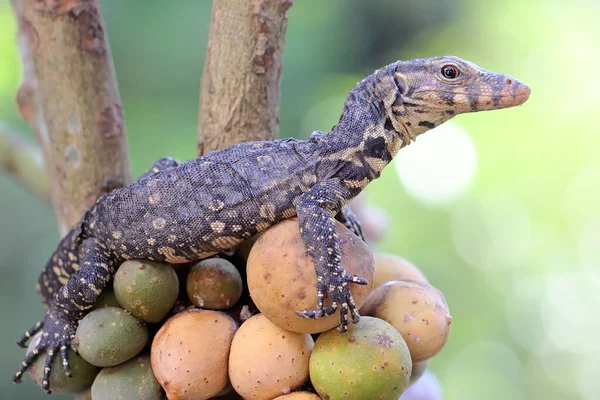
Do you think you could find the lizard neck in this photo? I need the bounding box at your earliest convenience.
[319,63,410,185]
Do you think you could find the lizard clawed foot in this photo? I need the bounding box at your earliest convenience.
[295,269,368,332]
[13,314,76,393]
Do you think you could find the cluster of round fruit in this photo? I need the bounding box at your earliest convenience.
[27,217,451,400]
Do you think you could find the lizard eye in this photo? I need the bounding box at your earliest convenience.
[441,65,459,79]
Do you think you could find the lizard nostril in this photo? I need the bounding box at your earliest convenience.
[506,79,513,84]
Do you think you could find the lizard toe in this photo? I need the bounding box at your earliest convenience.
[60,343,71,377]
[16,320,44,348]
[41,345,59,392]
[13,346,42,384]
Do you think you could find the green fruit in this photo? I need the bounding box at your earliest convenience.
[186,258,242,310]
[113,260,179,322]
[310,316,412,400]
[75,307,148,367]
[91,355,163,400]
[92,289,121,310]
[26,332,99,394]
[235,233,261,261]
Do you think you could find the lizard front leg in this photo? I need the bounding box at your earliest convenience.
[14,238,118,392]
[295,179,368,332]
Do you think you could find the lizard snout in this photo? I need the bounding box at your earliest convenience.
[513,81,531,106]
[496,76,530,108]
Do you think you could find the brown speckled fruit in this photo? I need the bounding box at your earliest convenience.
[360,281,452,362]
[27,332,99,394]
[151,309,237,400]
[91,355,163,400]
[113,260,179,323]
[309,316,412,400]
[247,218,374,333]
[186,258,243,310]
[373,253,428,288]
[228,314,314,399]
[74,307,148,367]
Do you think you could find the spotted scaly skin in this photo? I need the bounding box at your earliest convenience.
[13,56,530,392]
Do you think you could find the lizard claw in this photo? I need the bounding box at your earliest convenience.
[296,269,367,332]
[295,281,327,319]
[14,313,76,392]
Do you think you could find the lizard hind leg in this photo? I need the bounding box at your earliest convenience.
[14,238,119,392]
[36,225,86,308]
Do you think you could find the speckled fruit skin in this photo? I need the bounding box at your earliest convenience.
[186,258,243,310]
[74,307,149,367]
[91,355,163,400]
[372,253,428,289]
[309,316,412,400]
[247,218,374,334]
[228,314,314,399]
[113,259,179,323]
[360,280,452,362]
[151,309,237,400]
[27,332,99,394]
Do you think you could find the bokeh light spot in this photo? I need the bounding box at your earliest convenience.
[578,214,600,275]
[562,168,600,235]
[451,191,531,270]
[505,275,547,353]
[394,122,477,206]
[541,271,600,354]
[443,341,524,400]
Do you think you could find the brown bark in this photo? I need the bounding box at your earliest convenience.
[0,124,49,201]
[10,0,132,231]
[11,0,64,229]
[198,0,293,155]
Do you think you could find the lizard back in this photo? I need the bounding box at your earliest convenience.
[84,138,322,263]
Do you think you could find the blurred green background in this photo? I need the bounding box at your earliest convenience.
[1,0,599,399]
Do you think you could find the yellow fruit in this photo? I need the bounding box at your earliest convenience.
[229,314,313,399]
[373,253,428,288]
[151,309,236,400]
[360,281,451,362]
[247,218,374,333]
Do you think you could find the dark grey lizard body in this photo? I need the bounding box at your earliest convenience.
[14,56,530,392]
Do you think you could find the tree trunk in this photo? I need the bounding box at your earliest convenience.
[198,0,293,155]
[11,0,132,232]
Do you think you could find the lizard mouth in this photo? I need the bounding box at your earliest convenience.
[410,81,531,111]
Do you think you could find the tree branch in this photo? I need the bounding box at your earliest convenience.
[198,0,293,155]
[11,0,132,230]
[0,123,49,201]
[11,0,65,228]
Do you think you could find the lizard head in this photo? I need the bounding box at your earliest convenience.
[390,56,530,139]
